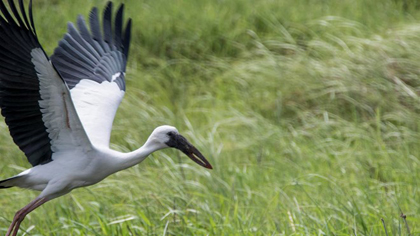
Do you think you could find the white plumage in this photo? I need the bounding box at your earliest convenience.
[0,1,212,236]
[32,48,92,152]
[70,76,124,147]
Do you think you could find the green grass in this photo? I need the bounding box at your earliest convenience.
[2,0,420,235]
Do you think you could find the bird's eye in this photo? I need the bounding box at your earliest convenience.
[167,132,174,137]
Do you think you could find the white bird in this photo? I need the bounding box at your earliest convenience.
[0,1,213,235]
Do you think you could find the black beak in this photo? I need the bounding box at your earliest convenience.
[182,143,213,169]
[166,134,213,169]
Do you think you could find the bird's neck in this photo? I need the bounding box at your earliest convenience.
[114,140,165,171]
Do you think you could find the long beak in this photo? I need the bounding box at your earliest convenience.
[175,135,213,169]
[184,144,213,169]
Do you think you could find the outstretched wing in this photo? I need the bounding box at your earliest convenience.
[0,0,92,166]
[51,2,132,148]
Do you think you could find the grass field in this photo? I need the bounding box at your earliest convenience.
[2,0,420,235]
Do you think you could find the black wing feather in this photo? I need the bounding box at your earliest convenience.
[28,0,36,35]
[103,2,113,46]
[89,7,104,47]
[114,4,123,50]
[7,0,25,29]
[123,19,131,59]
[0,0,53,166]
[52,2,131,91]
[0,1,17,27]
[18,0,30,30]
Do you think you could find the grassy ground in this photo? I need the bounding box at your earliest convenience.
[2,0,420,235]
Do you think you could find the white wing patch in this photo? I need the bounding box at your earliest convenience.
[31,48,92,153]
[112,72,122,82]
[70,74,125,148]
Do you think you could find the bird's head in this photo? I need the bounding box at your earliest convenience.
[147,125,213,169]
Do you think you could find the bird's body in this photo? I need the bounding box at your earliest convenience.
[0,1,212,235]
[6,139,157,192]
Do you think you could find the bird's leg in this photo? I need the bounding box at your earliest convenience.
[11,197,48,236]
[6,197,48,236]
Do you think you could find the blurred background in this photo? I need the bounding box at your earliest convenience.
[2,0,420,235]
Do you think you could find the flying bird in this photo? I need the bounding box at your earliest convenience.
[0,1,213,235]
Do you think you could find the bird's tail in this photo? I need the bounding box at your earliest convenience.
[0,176,20,189]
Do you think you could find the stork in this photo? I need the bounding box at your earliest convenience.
[0,1,213,235]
